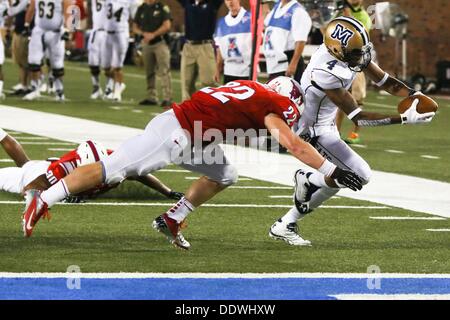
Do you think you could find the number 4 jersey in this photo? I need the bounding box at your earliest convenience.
[298,44,357,137]
[172,80,301,141]
[34,0,63,31]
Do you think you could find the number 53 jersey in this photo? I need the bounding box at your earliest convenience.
[172,80,301,141]
[34,0,63,30]
[298,44,357,137]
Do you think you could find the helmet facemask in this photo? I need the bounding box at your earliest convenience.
[344,42,373,72]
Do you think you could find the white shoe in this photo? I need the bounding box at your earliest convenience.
[112,91,122,102]
[269,219,311,246]
[55,92,65,101]
[293,169,319,214]
[12,83,24,91]
[103,88,114,100]
[0,92,5,100]
[23,89,41,101]
[90,87,103,100]
[39,83,48,93]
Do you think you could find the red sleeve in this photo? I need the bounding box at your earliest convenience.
[267,91,301,128]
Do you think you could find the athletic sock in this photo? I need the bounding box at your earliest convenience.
[307,172,328,187]
[0,80,4,95]
[281,206,308,224]
[40,180,70,208]
[166,197,195,223]
[105,78,113,92]
[54,78,63,93]
[91,75,100,88]
[31,79,41,92]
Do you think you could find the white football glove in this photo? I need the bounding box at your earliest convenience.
[400,98,435,124]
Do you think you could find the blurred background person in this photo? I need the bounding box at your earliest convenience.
[133,0,173,107]
[177,0,222,100]
[8,0,31,96]
[263,0,312,82]
[213,0,251,83]
[335,0,372,144]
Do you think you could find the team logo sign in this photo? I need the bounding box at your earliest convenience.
[330,23,354,46]
[264,29,273,51]
[227,37,242,57]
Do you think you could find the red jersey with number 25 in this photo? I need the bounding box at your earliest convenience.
[172,80,300,139]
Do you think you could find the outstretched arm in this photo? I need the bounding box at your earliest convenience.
[364,61,415,97]
[0,133,30,167]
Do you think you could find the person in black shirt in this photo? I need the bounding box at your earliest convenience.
[177,0,222,100]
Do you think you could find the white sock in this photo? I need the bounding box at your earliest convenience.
[281,206,308,224]
[308,172,328,187]
[91,75,99,87]
[166,197,195,223]
[54,78,63,92]
[114,82,122,94]
[309,187,339,210]
[106,78,113,91]
[0,80,4,94]
[31,79,41,91]
[41,180,70,208]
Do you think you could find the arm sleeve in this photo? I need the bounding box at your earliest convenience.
[0,128,7,142]
[291,7,312,42]
[161,4,172,21]
[311,68,345,90]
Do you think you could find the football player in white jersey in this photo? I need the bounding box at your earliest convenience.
[269,17,436,246]
[23,0,72,101]
[103,0,139,101]
[0,128,30,168]
[87,0,111,99]
[0,0,10,99]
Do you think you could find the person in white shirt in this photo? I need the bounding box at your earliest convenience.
[213,0,252,83]
[263,0,312,82]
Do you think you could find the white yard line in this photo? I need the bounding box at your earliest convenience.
[16,137,50,141]
[47,148,73,151]
[269,195,341,199]
[426,229,450,232]
[1,105,448,217]
[385,149,405,154]
[185,176,252,181]
[158,169,190,173]
[18,142,76,145]
[229,186,292,190]
[370,216,446,220]
[0,201,389,209]
[0,159,14,163]
[1,272,450,279]
[421,155,440,160]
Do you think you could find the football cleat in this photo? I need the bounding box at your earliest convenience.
[22,190,50,237]
[293,169,319,214]
[269,219,311,246]
[344,132,361,145]
[90,87,103,100]
[55,90,65,101]
[152,214,190,250]
[23,89,41,101]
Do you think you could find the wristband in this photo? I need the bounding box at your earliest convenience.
[375,73,389,87]
[317,159,337,177]
[347,107,362,120]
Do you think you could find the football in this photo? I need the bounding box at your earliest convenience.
[397,94,439,114]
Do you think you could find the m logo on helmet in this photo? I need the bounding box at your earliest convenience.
[330,23,354,47]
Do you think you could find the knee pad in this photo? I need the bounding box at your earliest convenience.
[28,64,41,72]
[209,165,238,187]
[52,68,64,78]
[90,65,100,76]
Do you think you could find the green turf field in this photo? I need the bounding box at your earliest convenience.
[0,59,449,274]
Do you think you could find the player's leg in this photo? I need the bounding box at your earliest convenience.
[102,33,114,98]
[111,32,129,101]
[271,132,371,245]
[0,36,5,99]
[153,146,238,249]
[23,27,44,100]
[88,30,103,99]
[22,110,188,237]
[49,31,66,101]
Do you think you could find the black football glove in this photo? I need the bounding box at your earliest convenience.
[330,167,363,191]
[61,30,70,41]
[168,191,184,200]
[22,25,31,37]
[62,195,86,204]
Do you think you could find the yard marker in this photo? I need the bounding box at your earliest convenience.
[0,200,389,209]
[421,155,440,160]
[370,216,446,220]
[385,149,405,154]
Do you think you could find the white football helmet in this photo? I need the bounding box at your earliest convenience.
[76,140,108,167]
[266,76,304,114]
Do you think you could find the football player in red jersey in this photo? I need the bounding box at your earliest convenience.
[22,77,363,249]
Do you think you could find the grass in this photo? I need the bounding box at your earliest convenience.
[0,60,449,274]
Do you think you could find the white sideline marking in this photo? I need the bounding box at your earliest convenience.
[331,294,450,300]
[1,272,450,279]
[0,159,14,163]
[385,149,405,154]
[185,176,252,181]
[1,106,449,217]
[158,169,190,173]
[47,148,73,151]
[350,144,367,148]
[0,201,389,209]
[426,229,450,232]
[269,195,341,199]
[19,142,76,146]
[421,155,440,160]
[370,216,446,220]
[16,137,50,141]
[365,102,396,110]
[229,186,292,190]
[132,110,144,114]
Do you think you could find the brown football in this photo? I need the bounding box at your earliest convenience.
[397,94,438,114]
